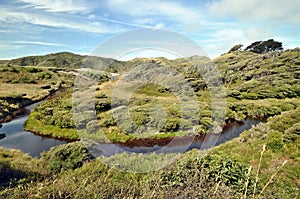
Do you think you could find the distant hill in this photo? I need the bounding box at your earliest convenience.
[6,52,83,68]
[1,52,211,71]
[2,49,300,101]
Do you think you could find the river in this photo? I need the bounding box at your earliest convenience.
[0,102,261,157]
[88,118,261,157]
[0,102,67,157]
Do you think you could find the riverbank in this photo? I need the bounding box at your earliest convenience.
[1,107,299,198]
[25,110,262,147]
[0,85,64,124]
[0,102,68,157]
[0,64,76,124]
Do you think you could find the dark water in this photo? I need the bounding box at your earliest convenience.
[0,101,261,157]
[88,118,261,157]
[0,102,67,157]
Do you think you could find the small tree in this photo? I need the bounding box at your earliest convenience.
[228,44,243,53]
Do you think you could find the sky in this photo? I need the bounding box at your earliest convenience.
[0,0,300,60]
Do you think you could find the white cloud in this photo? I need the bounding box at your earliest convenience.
[196,29,245,58]
[118,49,178,61]
[88,14,96,20]
[0,8,119,34]
[0,43,23,50]
[0,30,10,33]
[19,0,95,14]
[244,29,273,40]
[0,43,25,59]
[106,0,202,23]
[153,23,165,29]
[12,41,64,46]
[207,0,300,25]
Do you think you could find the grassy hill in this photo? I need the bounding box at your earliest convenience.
[22,49,300,141]
[0,49,299,198]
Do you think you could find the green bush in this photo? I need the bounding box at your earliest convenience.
[20,76,36,84]
[270,109,300,132]
[162,117,180,132]
[25,67,42,73]
[159,154,251,191]
[284,122,300,142]
[101,117,116,127]
[131,109,150,125]
[267,131,284,152]
[38,72,52,80]
[200,117,212,130]
[52,111,75,128]
[41,142,93,173]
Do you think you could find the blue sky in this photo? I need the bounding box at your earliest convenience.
[0,0,300,60]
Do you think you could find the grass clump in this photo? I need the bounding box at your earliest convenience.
[41,142,93,173]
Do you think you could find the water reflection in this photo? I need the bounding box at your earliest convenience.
[0,101,261,158]
[0,103,67,157]
[89,118,261,157]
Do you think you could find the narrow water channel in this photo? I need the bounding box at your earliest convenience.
[0,102,67,157]
[0,102,262,158]
[88,118,261,157]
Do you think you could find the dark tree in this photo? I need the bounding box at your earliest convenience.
[228,44,243,53]
[244,41,262,52]
[244,39,283,54]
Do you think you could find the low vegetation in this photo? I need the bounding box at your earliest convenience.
[23,49,300,143]
[0,63,75,122]
[1,107,299,198]
[0,46,299,198]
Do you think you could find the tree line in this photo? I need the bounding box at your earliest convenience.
[228,39,283,54]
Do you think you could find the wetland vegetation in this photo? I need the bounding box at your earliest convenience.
[0,45,299,198]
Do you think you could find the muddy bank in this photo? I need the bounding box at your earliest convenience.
[0,106,30,123]
[0,88,59,124]
[114,119,261,148]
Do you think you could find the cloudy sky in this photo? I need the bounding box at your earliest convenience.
[0,0,299,60]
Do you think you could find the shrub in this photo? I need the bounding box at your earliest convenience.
[101,117,116,127]
[20,76,36,84]
[38,72,52,80]
[162,117,180,132]
[52,111,75,128]
[25,67,41,73]
[283,122,300,142]
[270,109,299,132]
[41,142,93,173]
[159,154,251,191]
[267,131,284,152]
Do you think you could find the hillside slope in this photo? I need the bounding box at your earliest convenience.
[0,49,299,198]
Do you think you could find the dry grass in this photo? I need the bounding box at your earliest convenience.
[0,83,50,100]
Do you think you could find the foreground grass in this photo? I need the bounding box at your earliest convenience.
[0,107,299,198]
[0,50,299,198]
[0,147,47,191]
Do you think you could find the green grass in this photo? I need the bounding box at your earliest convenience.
[24,112,79,140]
[0,147,47,191]
[210,109,300,198]
[0,49,299,198]
[0,65,75,122]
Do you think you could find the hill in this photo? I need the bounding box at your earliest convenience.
[0,49,299,198]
